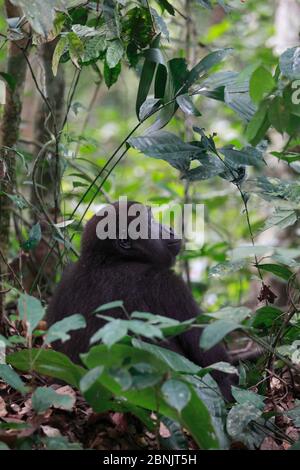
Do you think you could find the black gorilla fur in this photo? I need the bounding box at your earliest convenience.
[47,201,236,400]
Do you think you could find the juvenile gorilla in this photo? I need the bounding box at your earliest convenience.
[47,201,235,400]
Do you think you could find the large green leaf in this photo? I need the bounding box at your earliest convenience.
[136,40,165,119]
[0,364,28,394]
[268,96,290,133]
[161,379,191,412]
[7,349,85,387]
[225,78,257,122]
[257,263,293,281]
[147,58,188,133]
[184,156,225,181]
[200,319,241,350]
[32,386,75,413]
[45,314,86,345]
[220,145,264,168]
[17,294,45,336]
[106,39,124,68]
[280,47,300,80]
[249,66,275,103]
[185,49,233,90]
[129,131,200,171]
[82,344,220,449]
[246,100,270,145]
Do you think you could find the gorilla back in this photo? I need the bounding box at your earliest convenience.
[47,201,236,400]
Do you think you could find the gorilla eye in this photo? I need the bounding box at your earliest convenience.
[118,238,132,250]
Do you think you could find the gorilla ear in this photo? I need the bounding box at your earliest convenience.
[118,238,132,250]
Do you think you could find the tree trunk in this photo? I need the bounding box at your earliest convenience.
[0,1,29,323]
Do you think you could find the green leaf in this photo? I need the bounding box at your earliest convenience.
[263,208,298,231]
[225,78,257,122]
[209,260,246,278]
[155,0,175,15]
[176,94,201,116]
[104,59,121,88]
[106,39,124,68]
[8,349,85,387]
[200,319,241,350]
[154,63,168,99]
[139,98,161,121]
[32,386,75,414]
[220,145,263,168]
[17,294,45,336]
[136,41,165,119]
[203,362,238,376]
[128,320,163,340]
[208,306,251,323]
[93,300,124,313]
[82,36,106,64]
[268,96,290,133]
[185,49,233,89]
[184,156,225,181]
[230,245,272,261]
[249,66,275,103]
[0,364,28,394]
[258,263,293,281]
[147,58,188,133]
[129,131,200,171]
[21,223,42,252]
[67,32,84,68]
[79,366,104,393]
[52,36,68,76]
[246,100,270,145]
[45,314,86,345]
[226,403,264,449]
[132,339,201,374]
[280,47,300,80]
[253,306,282,329]
[161,379,191,413]
[90,319,128,346]
[231,386,265,410]
[82,344,220,449]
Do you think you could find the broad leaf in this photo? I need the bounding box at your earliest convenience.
[32,386,75,413]
[0,364,28,394]
[8,349,85,387]
[280,47,300,80]
[129,131,200,171]
[249,66,274,103]
[18,294,45,336]
[161,379,191,413]
[45,314,86,345]
[200,319,241,350]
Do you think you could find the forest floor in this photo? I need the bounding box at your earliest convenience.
[0,303,299,450]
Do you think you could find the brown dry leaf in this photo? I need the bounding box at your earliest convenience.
[159,421,171,438]
[56,385,76,400]
[0,397,7,417]
[260,437,281,450]
[41,425,61,438]
[110,412,128,433]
